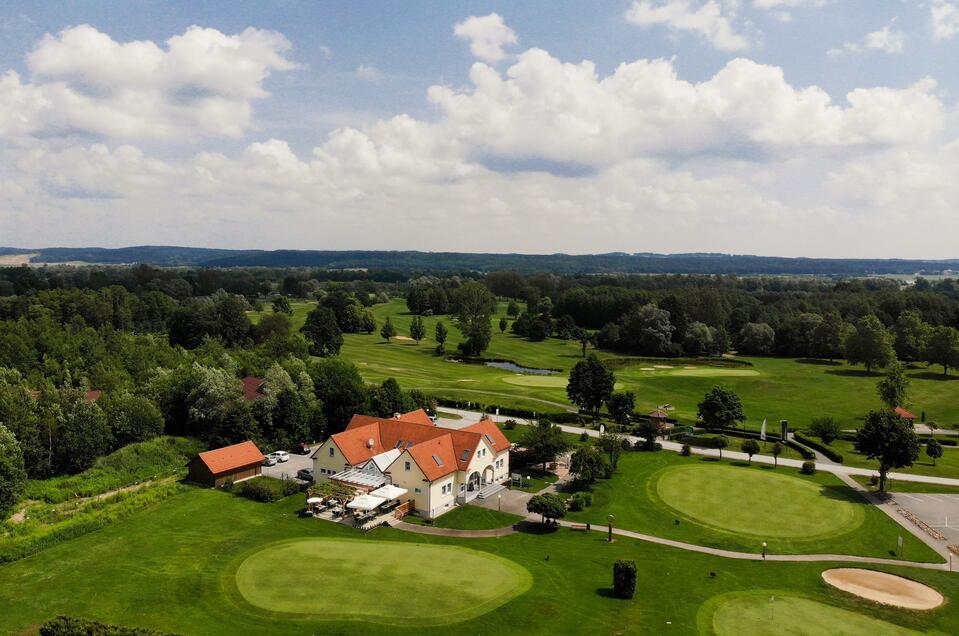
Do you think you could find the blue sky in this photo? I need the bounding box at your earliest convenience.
[1,1,958,256]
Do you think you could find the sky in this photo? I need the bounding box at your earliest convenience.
[0,0,958,258]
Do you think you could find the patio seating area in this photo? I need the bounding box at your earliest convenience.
[306,483,410,531]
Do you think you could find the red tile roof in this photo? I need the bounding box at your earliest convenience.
[406,436,458,480]
[241,376,267,401]
[649,409,669,419]
[461,420,511,454]
[194,441,264,475]
[399,408,435,426]
[86,390,103,402]
[894,406,917,420]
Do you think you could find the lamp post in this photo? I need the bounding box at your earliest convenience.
[762,541,767,560]
[607,514,615,543]
[497,494,502,512]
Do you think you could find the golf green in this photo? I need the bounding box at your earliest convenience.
[710,594,922,635]
[501,375,624,390]
[234,538,531,625]
[652,464,865,539]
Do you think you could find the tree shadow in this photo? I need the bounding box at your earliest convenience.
[819,485,869,504]
[515,521,559,535]
[795,358,842,366]
[595,587,619,599]
[908,372,957,382]
[698,456,721,463]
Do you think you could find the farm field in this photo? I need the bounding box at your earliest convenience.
[563,452,942,562]
[251,300,959,431]
[1,486,957,636]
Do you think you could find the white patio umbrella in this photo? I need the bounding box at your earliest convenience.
[306,497,323,504]
[347,494,386,511]
[369,484,407,500]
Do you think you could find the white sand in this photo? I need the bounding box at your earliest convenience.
[640,367,656,371]
[653,365,673,369]
[821,568,944,610]
[393,335,413,341]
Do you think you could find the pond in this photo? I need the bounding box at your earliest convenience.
[484,361,558,375]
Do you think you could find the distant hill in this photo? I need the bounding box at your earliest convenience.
[2,245,959,275]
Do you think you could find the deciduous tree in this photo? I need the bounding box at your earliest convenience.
[843,315,895,374]
[301,306,343,357]
[855,410,920,492]
[567,354,615,419]
[697,387,745,432]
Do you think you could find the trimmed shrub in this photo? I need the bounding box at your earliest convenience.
[681,443,692,456]
[503,419,518,430]
[613,560,637,599]
[869,474,879,486]
[234,477,299,503]
[786,439,816,460]
[800,461,816,475]
[794,432,844,464]
[579,431,590,442]
[40,615,178,636]
[568,491,594,511]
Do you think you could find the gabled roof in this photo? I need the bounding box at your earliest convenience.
[649,409,669,419]
[193,441,264,475]
[398,408,435,426]
[85,390,103,402]
[330,423,384,465]
[894,406,917,420]
[461,420,511,454]
[405,436,457,481]
[241,376,267,401]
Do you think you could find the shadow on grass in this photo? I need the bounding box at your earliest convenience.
[595,587,618,599]
[908,372,957,382]
[795,358,842,366]
[515,521,559,535]
[698,456,721,463]
[818,485,869,505]
[825,369,879,378]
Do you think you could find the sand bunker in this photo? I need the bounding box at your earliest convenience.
[653,365,673,369]
[684,366,697,369]
[393,335,413,341]
[822,569,944,610]
[640,367,656,371]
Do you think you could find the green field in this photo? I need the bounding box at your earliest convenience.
[850,474,959,494]
[829,440,959,480]
[706,593,924,636]
[2,487,957,635]
[251,299,959,431]
[564,452,942,561]
[235,538,530,625]
[403,505,524,530]
[654,464,864,539]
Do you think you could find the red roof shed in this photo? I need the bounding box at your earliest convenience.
[187,441,265,487]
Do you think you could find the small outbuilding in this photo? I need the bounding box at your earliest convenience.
[187,440,265,487]
[893,406,917,421]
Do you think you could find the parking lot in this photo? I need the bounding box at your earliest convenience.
[261,450,313,483]
[892,493,959,544]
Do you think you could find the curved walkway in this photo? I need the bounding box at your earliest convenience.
[393,514,953,571]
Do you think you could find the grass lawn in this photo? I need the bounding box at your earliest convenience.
[828,440,959,481]
[850,475,959,494]
[1,487,957,635]
[686,433,810,462]
[403,505,523,530]
[235,538,530,625]
[564,452,942,562]
[435,410,463,420]
[508,468,559,493]
[705,593,924,635]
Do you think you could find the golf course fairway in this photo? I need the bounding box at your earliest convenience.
[234,538,532,625]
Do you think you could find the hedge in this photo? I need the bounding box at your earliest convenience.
[434,397,586,423]
[785,439,816,460]
[794,432,844,464]
[40,616,179,636]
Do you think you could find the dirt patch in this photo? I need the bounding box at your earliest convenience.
[10,506,28,523]
[822,568,944,610]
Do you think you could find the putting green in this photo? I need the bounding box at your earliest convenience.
[502,375,624,390]
[652,464,864,539]
[669,368,760,377]
[234,538,531,625]
[711,594,922,635]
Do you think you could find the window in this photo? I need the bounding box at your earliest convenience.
[431,454,444,467]
[460,449,471,461]
[328,447,334,457]
[404,461,411,471]
[394,439,403,449]
[414,487,422,494]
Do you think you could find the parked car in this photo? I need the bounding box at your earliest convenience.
[270,451,290,463]
[296,468,314,482]
[294,442,311,455]
[262,455,277,467]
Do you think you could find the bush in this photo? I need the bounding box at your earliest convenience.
[785,439,816,460]
[568,491,593,511]
[681,443,691,456]
[234,477,299,503]
[579,431,590,442]
[808,416,841,445]
[869,474,879,486]
[800,461,816,475]
[794,432,844,463]
[503,419,518,430]
[613,560,637,599]
[40,615,178,636]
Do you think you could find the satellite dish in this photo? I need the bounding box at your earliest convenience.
[367,437,375,448]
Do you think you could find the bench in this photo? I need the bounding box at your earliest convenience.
[570,523,589,532]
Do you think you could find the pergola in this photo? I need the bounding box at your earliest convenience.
[347,494,387,511]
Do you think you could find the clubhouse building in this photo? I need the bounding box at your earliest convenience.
[311,409,511,519]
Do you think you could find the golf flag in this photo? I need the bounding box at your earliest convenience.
[760,418,767,441]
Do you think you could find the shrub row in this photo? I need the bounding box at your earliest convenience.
[433,397,586,423]
[699,428,783,443]
[232,477,300,503]
[794,432,844,464]
[921,437,957,447]
[40,615,179,636]
[0,481,183,564]
[785,439,816,460]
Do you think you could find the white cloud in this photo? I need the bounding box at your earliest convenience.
[355,64,381,81]
[828,21,905,56]
[932,0,959,40]
[753,0,826,8]
[453,13,518,62]
[0,24,295,142]
[626,1,750,52]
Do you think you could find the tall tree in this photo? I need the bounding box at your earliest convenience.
[434,321,448,355]
[301,306,343,357]
[410,315,426,344]
[894,310,930,362]
[0,423,26,519]
[843,315,895,373]
[272,295,293,315]
[519,418,571,470]
[104,393,164,448]
[450,282,497,356]
[738,323,775,355]
[811,312,844,361]
[380,317,397,342]
[566,354,616,419]
[606,391,636,427]
[926,439,943,466]
[697,386,746,431]
[877,361,909,409]
[923,325,959,376]
[856,410,920,492]
[570,445,611,484]
[526,492,566,524]
[361,311,377,335]
[618,304,674,355]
